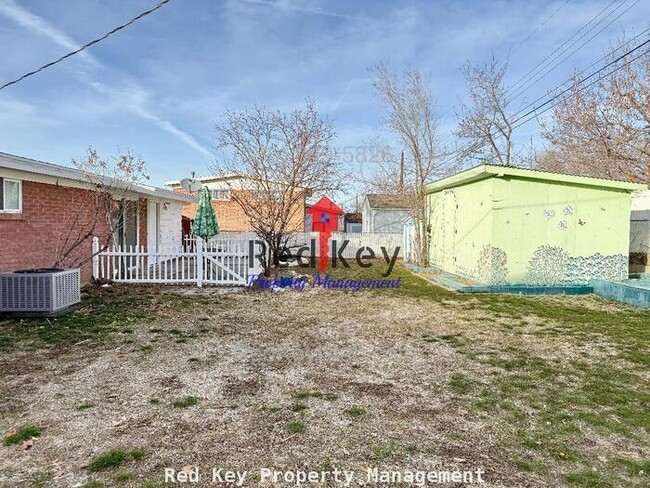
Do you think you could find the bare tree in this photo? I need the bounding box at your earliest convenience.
[455,56,514,166]
[370,62,450,266]
[53,148,148,270]
[539,41,650,183]
[213,101,343,275]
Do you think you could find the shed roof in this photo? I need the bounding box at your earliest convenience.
[425,164,647,193]
[0,151,196,203]
[365,193,412,209]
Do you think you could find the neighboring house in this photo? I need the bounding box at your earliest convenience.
[166,174,306,233]
[631,189,650,273]
[362,194,412,233]
[0,151,194,282]
[425,164,646,285]
[305,196,344,232]
[344,212,362,233]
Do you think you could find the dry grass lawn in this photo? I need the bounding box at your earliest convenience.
[0,264,648,487]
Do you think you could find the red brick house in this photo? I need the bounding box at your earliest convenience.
[0,152,195,282]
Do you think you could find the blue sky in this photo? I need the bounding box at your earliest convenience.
[0,0,648,197]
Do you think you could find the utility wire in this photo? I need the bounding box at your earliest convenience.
[510,0,572,56]
[512,26,650,119]
[439,0,645,168]
[513,47,650,128]
[444,46,650,166]
[436,1,641,164]
[508,0,641,105]
[0,0,172,91]
[435,0,575,152]
[435,1,625,154]
[508,0,623,97]
[436,39,650,168]
[510,34,650,126]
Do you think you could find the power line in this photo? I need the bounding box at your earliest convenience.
[435,0,576,151]
[436,0,624,153]
[507,0,623,97]
[437,39,650,168]
[0,0,172,91]
[513,46,650,128]
[510,0,572,56]
[508,0,641,105]
[512,26,650,119]
[439,39,650,165]
[438,0,646,168]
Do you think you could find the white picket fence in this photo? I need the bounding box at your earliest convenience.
[92,231,402,287]
[92,236,260,286]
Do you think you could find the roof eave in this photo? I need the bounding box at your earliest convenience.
[0,151,196,203]
[425,165,492,193]
[425,164,647,193]
[483,164,647,191]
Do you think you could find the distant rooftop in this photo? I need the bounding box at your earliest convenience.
[365,193,413,209]
[345,212,362,223]
[165,173,243,187]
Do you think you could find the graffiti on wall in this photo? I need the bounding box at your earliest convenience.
[525,245,627,285]
[526,245,570,285]
[429,194,628,285]
[564,253,628,283]
[543,209,556,220]
[457,245,626,285]
[476,245,509,285]
[453,245,508,285]
[429,189,458,269]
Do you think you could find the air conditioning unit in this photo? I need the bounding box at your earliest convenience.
[0,268,81,316]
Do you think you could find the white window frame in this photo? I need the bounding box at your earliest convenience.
[0,178,22,213]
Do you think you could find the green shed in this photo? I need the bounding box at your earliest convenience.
[425,165,646,286]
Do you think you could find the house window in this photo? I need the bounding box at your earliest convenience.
[211,189,231,200]
[0,178,22,212]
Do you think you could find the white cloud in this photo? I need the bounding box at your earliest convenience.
[240,0,361,20]
[0,0,210,158]
[0,0,97,65]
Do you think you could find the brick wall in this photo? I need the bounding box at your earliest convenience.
[174,188,305,233]
[0,180,147,283]
[138,198,147,250]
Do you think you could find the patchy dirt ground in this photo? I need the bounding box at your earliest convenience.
[0,268,648,488]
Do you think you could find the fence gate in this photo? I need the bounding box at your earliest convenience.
[198,237,250,286]
[92,236,261,287]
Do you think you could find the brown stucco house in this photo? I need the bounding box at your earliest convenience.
[166,174,307,233]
